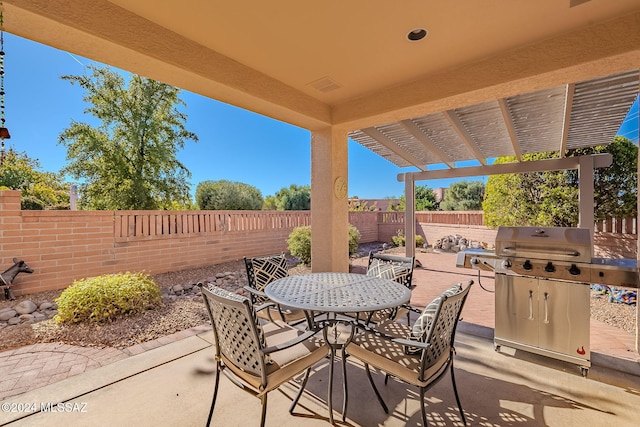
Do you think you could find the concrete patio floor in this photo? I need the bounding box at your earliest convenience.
[1,327,639,426]
[1,251,639,426]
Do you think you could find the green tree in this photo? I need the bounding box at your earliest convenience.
[263,195,278,210]
[58,65,197,210]
[398,185,438,211]
[440,180,485,211]
[269,184,311,210]
[569,136,637,219]
[0,148,70,210]
[483,137,637,227]
[196,180,263,210]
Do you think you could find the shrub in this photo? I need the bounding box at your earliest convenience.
[348,225,361,256]
[392,229,405,246]
[287,224,361,265]
[287,226,312,264]
[55,272,161,323]
[391,229,425,247]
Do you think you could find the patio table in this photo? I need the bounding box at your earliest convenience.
[265,272,411,423]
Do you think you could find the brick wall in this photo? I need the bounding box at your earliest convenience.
[0,191,310,296]
[1,189,637,296]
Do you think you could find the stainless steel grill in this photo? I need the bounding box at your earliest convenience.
[456,226,638,376]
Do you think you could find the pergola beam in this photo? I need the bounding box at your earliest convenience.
[399,119,455,168]
[497,98,522,161]
[559,83,576,157]
[361,127,427,171]
[398,153,612,181]
[443,111,487,166]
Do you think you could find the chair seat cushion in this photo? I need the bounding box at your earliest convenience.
[225,320,327,394]
[348,320,449,387]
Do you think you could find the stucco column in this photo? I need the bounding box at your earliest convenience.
[310,126,349,272]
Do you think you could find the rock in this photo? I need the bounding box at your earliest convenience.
[172,285,184,294]
[183,283,194,291]
[15,300,38,315]
[18,314,34,323]
[39,302,53,310]
[0,309,16,321]
[7,317,20,325]
[215,273,226,279]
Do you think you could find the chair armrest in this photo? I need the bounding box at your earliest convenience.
[254,301,276,312]
[243,285,268,299]
[398,304,422,314]
[261,329,323,354]
[391,338,431,349]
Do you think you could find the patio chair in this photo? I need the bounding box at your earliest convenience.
[346,280,473,426]
[357,252,415,324]
[244,254,306,324]
[199,283,329,427]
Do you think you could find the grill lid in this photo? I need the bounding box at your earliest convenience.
[495,226,592,263]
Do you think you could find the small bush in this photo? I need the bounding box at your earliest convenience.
[287,224,360,265]
[288,226,313,264]
[392,229,425,247]
[392,229,405,246]
[348,225,361,256]
[55,272,161,323]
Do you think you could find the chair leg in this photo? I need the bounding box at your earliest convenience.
[341,346,349,422]
[259,395,268,427]
[420,386,429,427]
[206,364,222,426]
[364,363,389,414]
[450,361,467,426]
[289,369,311,414]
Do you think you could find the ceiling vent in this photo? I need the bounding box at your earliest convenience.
[308,76,342,93]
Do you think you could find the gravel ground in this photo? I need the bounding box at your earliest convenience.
[0,245,636,352]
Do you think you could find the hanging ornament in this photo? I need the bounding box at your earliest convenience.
[0,0,10,165]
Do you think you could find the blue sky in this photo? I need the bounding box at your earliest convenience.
[3,34,639,200]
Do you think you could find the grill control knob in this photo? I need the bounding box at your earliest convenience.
[470,257,480,265]
[544,262,555,273]
[522,260,533,270]
[569,264,581,276]
[501,259,512,269]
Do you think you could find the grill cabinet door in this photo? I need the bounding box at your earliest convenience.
[495,274,538,347]
[538,279,590,360]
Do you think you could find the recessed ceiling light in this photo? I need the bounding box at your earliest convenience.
[407,28,427,42]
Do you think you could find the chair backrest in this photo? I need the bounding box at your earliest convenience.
[419,281,472,380]
[200,283,268,381]
[244,254,288,304]
[366,252,415,288]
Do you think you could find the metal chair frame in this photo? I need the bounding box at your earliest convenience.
[244,254,306,324]
[360,251,416,324]
[347,280,473,426]
[199,283,328,427]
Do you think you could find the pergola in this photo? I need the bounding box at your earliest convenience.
[3,1,639,269]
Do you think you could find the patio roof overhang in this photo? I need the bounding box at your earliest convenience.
[3,0,640,277]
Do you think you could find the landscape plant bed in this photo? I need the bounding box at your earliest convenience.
[0,245,636,353]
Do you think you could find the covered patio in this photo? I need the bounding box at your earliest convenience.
[4,0,639,272]
[2,1,640,425]
[1,251,638,426]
